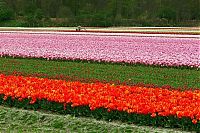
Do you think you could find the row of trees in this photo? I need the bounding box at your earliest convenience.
[0,0,200,27]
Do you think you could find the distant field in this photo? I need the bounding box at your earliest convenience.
[0,27,199,35]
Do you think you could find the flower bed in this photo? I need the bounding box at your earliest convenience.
[0,33,199,67]
[1,74,200,126]
[0,31,199,131]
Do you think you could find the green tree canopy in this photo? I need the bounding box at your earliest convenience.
[2,0,200,26]
[0,0,13,21]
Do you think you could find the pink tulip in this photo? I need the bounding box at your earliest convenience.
[0,32,199,67]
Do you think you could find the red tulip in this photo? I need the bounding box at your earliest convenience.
[0,74,200,124]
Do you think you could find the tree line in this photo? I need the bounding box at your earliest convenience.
[0,0,199,27]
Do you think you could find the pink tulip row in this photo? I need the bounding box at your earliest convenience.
[0,32,199,67]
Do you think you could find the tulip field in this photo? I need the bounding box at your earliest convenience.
[0,32,199,67]
[0,31,199,132]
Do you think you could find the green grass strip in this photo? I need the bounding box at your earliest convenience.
[0,57,199,89]
[0,105,190,133]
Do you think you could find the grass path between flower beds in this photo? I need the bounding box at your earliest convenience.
[0,57,199,89]
[0,106,191,133]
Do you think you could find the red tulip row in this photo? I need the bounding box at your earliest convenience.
[0,74,200,124]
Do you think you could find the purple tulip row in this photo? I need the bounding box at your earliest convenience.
[0,32,199,67]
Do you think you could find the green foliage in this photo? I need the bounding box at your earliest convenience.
[0,20,26,27]
[0,0,13,21]
[2,0,200,27]
[23,9,44,27]
[157,8,176,21]
[57,6,74,18]
[0,96,199,132]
